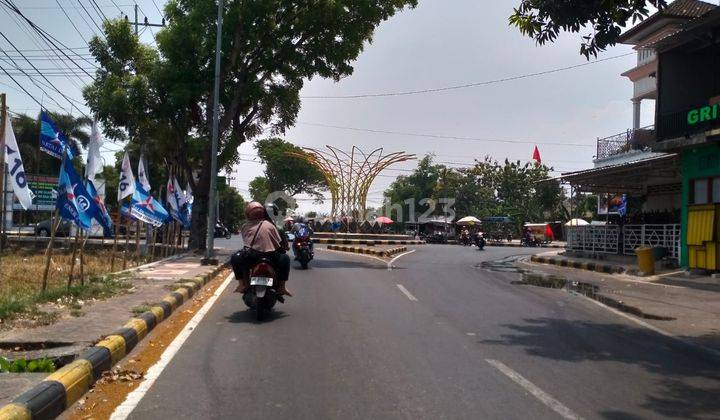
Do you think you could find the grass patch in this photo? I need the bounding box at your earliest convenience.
[0,357,56,373]
[0,249,137,324]
[130,301,160,315]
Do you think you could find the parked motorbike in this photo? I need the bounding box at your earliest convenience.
[243,259,281,321]
[473,232,486,250]
[459,233,471,246]
[214,223,232,239]
[294,236,314,269]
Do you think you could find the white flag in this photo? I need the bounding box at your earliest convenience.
[173,177,187,208]
[166,176,179,212]
[138,155,151,192]
[3,114,34,209]
[185,181,194,204]
[118,152,135,202]
[85,121,103,183]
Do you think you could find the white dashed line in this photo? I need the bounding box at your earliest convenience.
[486,359,584,420]
[396,284,418,301]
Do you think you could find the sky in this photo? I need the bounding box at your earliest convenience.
[0,0,656,215]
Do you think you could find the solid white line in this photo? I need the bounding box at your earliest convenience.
[396,284,418,301]
[388,249,416,270]
[485,359,584,420]
[110,272,235,420]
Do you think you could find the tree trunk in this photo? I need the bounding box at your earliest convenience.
[188,147,212,250]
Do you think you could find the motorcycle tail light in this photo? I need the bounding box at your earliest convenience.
[252,262,275,277]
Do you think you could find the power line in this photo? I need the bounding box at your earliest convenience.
[56,0,90,43]
[0,62,44,107]
[301,52,634,99]
[73,0,104,33]
[297,122,593,147]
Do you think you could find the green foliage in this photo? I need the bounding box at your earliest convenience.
[0,357,56,373]
[218,185,246,232]
[383,155,565,230]
[249,176,272,203]
[84,1,417,248]
[509,0,666,57]
[254,138,327,199]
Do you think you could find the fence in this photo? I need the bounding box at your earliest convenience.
[565,224,681,260]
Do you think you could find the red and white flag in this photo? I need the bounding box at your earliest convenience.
[532,146,541,164]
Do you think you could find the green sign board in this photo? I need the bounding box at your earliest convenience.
[688,104,719,125]
[27,174,58,207]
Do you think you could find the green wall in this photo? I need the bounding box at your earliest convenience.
[680,143,720,266]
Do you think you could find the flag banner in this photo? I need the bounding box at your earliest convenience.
[118,152,135,202]
[86,121,103,183]
[138,155,151,192]
[86,179,113,237]
[166,176,181,222]
[130,181,169,227]
[57,152,101,230]
[40,112,73,160]
[185,181,193,222]
[172,177,190,228]
[4,114,35,209]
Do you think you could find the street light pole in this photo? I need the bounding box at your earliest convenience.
[203,0,223,265]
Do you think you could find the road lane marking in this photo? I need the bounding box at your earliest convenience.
[485,359,584,420]
[110,272,235,420]
[388,249,417,270]
[396,284,418,301]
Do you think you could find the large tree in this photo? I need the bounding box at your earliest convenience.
[510,0,667,57]
[84,0,417,249]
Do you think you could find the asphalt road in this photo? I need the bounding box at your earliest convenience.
[123,244,720,420]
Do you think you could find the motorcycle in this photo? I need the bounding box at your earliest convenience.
[294,236,314,269]
[214,223,232,239]
[459,233,471,246]
[243,259,282,321]
[473,232,486,250]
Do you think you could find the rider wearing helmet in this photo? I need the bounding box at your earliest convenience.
[291,215,314,258]
[231,202,291,296]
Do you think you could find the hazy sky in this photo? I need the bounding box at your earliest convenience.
[0,0,655,215]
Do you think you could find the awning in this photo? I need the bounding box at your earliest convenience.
[558,153,680,194]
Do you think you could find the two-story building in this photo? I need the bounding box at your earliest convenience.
[558,0,717,263]
[652,6,720,270]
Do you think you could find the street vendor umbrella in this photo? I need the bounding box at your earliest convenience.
[375,216,393,224]
[456,216,481,225]
[565,218,589,226]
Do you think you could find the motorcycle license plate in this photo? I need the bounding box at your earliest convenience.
[250,276,273,286]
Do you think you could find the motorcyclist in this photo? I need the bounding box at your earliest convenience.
[231,202,291,296]
[291,215,314,258]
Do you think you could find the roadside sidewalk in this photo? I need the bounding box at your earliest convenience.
[518,257,720,353]
[0,250,232,407]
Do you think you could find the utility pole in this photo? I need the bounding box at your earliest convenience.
[0,93,6,251]
[125,5,165,36]
[202,0,223,265]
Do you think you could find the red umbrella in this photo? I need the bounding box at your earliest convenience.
[375,216,393,224]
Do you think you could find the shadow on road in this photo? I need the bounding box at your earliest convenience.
[225,310,290,324]
[311,256,386,270]
[481,317,720,419]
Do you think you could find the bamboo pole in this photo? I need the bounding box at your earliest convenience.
[110,209,119,271]
[67,228,81,290]
[135,219,141,264]
[150,226,157,261]
[0,93,6,252]
[79,231,89,285]
[41,209,61,291]
[123,214,130,269]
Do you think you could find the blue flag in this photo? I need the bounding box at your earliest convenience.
[86,180,114,237]
[40,112,74,160]
[56,154,101,230]
[130,182,169,227]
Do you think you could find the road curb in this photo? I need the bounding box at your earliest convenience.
[314,238,424,246]
[0,260,230,420]
[327,244,408,258]
[530,255,624,274]
[487,243,564,249]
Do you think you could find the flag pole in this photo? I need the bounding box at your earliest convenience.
[67,227,81,289]
[42,142,68,291]
[135,219,141,263]
[79,230,89,285]
[110,209,119,271]
[123,213,130,270]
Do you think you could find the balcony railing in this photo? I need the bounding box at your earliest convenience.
[595,126,655,160]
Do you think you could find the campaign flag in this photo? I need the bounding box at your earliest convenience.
[118,152,135,202]
[166,176,180,221]
[86,180,113,236]
[532,146,541,164]
[185,181,193,222]
[3,114,35,209]
[172,177,190,228]
[85,121,103,183]
[130,181,169,227]
[138,155,151,192]
[40,112,73,159]
[56,153,101,230]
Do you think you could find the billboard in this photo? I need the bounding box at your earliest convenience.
[11,174,58,211]
[598,193,627,216]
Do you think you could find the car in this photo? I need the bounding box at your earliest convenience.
[34,219,73,237]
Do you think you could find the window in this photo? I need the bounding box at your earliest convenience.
[689,177,720,204]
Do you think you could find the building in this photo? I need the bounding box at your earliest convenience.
[557,1,718,262]
[652,6,720,269]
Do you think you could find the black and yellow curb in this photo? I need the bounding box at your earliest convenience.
[313,238,424,246]
[530,255,624,274]
[0,261,229,420]
[327,244,408,258]
[488,242,564,249]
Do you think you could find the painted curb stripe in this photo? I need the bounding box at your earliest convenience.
[43,359,93,406]
[162,295,178,311]
[95,335,126,366]
[12,380,66,420]
[156,301,173,318]
[531,256,624,274]
[124,318,149,341]
[112,327,139,354]
[137,311,158,331]
[79,346,112,380]
[0,403,31,420]
[171,290,187,305]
